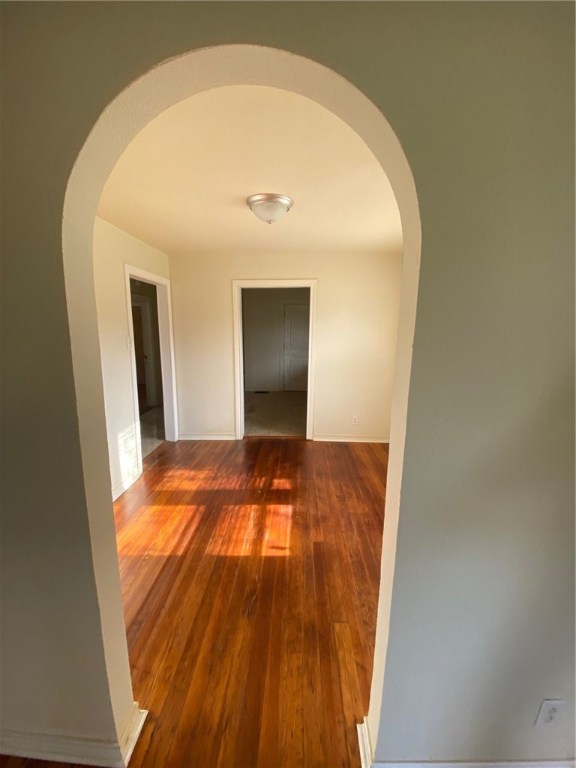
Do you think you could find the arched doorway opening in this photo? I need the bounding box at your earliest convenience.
[62,44,421,763]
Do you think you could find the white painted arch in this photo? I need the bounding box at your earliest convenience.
[62,44,421,761]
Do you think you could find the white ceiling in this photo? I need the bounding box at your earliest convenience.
[97,85,402,256]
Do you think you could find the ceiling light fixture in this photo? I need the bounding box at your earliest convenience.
[246,193,294,224]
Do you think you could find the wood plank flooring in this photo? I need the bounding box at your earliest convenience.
[1,438,387,768]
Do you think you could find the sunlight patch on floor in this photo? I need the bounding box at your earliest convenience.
[205,503,293,557]
[116,504,205,556]
[118,422,141,488]
[157,467,263,492]
[271,477,293,490]
[261,504,293,557]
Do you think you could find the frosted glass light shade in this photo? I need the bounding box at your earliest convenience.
[246,193,294,224]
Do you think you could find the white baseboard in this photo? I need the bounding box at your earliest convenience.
[0,703,147,767]
[178,433,389,444]
[313,434,389,443]
[0,729,125,767]
[112,474,140,501]
[119,702,148,765]
[357,718,373,768]
[355,724,575,768]
[179,433,237,441]
[374,763,575,768]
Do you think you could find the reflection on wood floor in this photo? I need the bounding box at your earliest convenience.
[0,438,388,768]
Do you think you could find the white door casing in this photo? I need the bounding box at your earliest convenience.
[124,265,179,457]
[233,279,317,439]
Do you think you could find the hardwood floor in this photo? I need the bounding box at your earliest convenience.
[1,438,388,768]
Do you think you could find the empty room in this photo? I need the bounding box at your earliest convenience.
[1,5,573,768]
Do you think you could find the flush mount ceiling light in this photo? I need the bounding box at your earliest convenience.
[246,193,294,224]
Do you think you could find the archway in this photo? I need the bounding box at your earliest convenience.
[62,44,421,762]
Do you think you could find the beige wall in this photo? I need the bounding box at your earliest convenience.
[172,250,401,441]
[1,3,573,764]
[93,217,170,497]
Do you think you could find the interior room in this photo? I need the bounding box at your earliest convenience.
[1,5,573,768]
[85,80,403,766]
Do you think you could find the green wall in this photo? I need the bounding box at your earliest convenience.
[1,2,574,761]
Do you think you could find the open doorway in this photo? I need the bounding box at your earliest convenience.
[129,278,165,458]
[242,287,310,437]
[233,279,317,440]
[62,44,421,768]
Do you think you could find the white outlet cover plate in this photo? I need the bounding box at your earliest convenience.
[535,699,567,726]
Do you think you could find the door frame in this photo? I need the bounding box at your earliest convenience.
[62,45,422,757]
[232,278,317,440]
[125,265,179,474]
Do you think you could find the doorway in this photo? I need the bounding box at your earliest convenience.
[124,264,179,484]
[130,278,165,458]
[62,44,421,764]
[233,278,317,440]
[242,287,310,437]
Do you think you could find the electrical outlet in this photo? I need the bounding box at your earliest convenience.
[535,699,566,726]
[352,416,359,425]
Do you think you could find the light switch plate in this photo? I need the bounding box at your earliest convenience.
[535,699,567,726]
